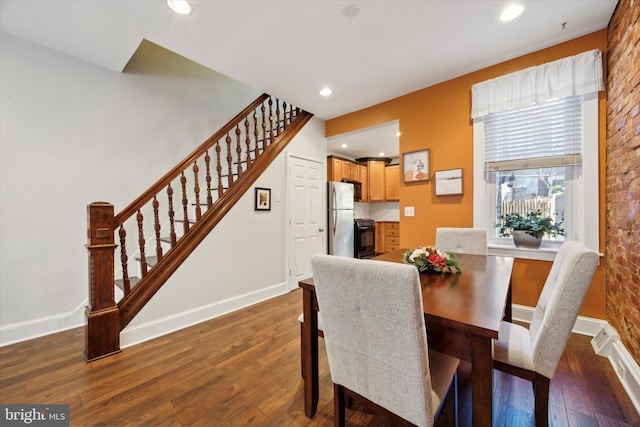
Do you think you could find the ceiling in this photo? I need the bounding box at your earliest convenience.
[327,121,400,160]
[0,0,616,158]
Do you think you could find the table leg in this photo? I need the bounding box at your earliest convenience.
[302,287,319,418]
[471,335,493,427]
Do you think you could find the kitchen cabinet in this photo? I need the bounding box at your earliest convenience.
[342,162,360,181]
[327,157,343,182]
[367,160,386,201]
[384,222,400,253]
[375,221,400,254]
[385,165,400,201]
[375,222,384,254]
[328,156,362,182]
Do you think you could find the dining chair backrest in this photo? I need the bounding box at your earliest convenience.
[311,254,438,426]
[435,227,487,255]
[529,241,599,378]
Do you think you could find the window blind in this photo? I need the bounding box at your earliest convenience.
[484,96,582,171]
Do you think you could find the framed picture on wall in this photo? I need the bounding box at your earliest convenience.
[435,168,463,196]
[403,149,430,182]
[255,187,271,211]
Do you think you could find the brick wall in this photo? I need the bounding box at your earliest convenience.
[606,0,640,365]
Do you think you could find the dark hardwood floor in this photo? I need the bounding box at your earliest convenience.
[1,289,638,426]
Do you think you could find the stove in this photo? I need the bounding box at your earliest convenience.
[354,218,376,259]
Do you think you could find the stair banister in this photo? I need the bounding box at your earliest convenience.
[85,93,312,361]
[117,113,312,328]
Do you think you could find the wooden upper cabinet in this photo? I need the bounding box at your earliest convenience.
[328,157,343,181]
[367,160,386,202]
[342,162,359,181]
[328,156,362,182]
[385,165,400,201]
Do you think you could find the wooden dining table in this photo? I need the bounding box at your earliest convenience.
[298,249,514,427]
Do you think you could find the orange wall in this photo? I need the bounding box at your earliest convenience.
[325,30,608,319]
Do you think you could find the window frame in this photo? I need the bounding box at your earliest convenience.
[473,94,599,261]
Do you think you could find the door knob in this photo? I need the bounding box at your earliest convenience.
[319,228,325,232]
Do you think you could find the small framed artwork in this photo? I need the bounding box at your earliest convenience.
[255,187,271,211]
[435,168,463,196]
[403,149,430,182]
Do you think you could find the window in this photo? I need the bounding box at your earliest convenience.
[471,49,604,260]
[471,50,603,259]
[487,95,582,246]
[473,94,599,259]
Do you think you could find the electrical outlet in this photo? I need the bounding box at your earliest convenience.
[404,206,415,217]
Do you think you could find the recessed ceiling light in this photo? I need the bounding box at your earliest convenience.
[379,152,385,156]
[319,87,332,96]
[341,143,348,148]
[500,4,524,21]
[395,131,401,137]
[167,0,191,15]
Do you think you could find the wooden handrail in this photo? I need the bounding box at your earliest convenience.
[114,93,270,226]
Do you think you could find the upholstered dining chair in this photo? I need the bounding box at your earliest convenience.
[435,227,487,255]
[492,240,598,427]
[311,254,459,427]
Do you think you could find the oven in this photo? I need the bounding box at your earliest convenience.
[354,218,376,259]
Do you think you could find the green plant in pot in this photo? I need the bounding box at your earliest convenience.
[495,210,565,248]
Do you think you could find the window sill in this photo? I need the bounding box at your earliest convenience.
[488,244,558,261]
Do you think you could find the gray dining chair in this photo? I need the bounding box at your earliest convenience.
[435,227,487,255]
[492,240,598,427]
[311,254,459,427]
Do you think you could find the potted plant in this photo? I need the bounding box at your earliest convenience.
[495,210,565,248]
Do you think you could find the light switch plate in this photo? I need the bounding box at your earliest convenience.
[404,206,415,217]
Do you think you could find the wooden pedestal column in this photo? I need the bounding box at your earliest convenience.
[85,202,121,361]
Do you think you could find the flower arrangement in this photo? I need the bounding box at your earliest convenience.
[402,246,461,274]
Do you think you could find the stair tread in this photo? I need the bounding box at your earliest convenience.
[175,219,196,224]
[115,276,140,291]
[135,256,158,267]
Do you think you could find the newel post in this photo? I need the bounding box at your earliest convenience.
[85,202,121,361]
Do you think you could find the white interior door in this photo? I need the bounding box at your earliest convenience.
[287,155,324,291]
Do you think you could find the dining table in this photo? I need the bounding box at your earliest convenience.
[298,249,514,427]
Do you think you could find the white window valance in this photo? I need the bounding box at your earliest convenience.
[471,49,604,119]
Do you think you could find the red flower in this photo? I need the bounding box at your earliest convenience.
[428,252,447,269]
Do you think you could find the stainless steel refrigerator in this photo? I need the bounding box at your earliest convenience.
[328,181,354,257]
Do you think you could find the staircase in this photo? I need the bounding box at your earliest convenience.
[85,94,312,361]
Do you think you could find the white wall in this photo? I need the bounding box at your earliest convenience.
[0,32,326,346]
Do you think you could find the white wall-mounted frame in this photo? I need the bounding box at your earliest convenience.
[435,168,463,195]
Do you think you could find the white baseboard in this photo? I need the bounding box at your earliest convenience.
[591,323,640,415]
[0,282,289,349]
[0,300,87,347]
[511,304,607,336]
[513,305,640,416]
[120,282,288,348]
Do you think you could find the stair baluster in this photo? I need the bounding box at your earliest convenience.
[193,162,202,220]
[167,184,177,246]
[153,196,163,261]
[180,172,189,234]
[205,150,213,209]
[136,210,148,277]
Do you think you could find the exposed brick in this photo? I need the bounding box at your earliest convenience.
[607,0,640,366]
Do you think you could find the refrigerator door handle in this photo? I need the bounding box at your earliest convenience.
[332,187,337,236]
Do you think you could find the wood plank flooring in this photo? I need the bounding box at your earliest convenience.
[1,289,638,426]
